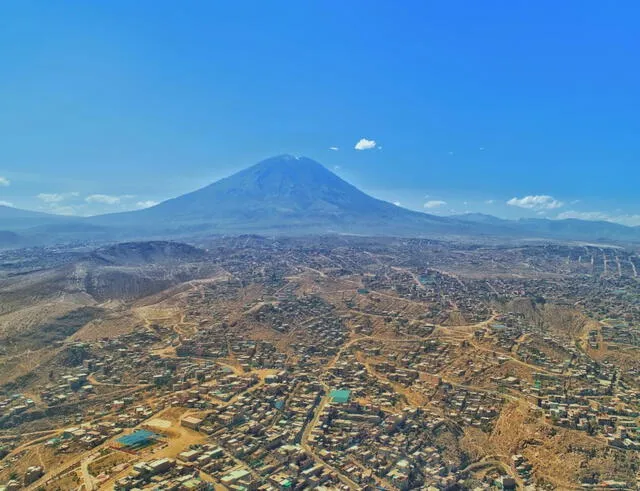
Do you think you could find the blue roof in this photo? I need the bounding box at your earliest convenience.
[117,429,158,448]
[330,389,351,403]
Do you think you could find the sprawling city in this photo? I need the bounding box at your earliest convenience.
[0,237,638,490]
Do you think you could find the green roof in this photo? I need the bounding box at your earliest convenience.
[330,389,351,403]
[223,469,251,480]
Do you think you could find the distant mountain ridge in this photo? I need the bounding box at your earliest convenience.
[454,213,640,242]
[1,155,640,246]
[0,204,78,229]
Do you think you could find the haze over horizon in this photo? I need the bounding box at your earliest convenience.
[1,2,639,225]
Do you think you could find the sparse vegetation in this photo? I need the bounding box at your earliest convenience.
[0,237,638,489]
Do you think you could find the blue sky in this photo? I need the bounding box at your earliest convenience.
[1,1,639,224]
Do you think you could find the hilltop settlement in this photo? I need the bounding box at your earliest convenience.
[0,237,638,490]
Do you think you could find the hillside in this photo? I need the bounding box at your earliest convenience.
[0,237,637,490]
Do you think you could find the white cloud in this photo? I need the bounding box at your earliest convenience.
[35,193,82,215]
[38,193,64,203]
[0,200,14,207]
[136,200,159,209]
[329,146,339,151]
[484,199,495,205]
[507,195,564,210]
[354,138,377,151]
[393,201,402,207]
[557,210,640,227]
[424,200,447,209]
[37,192,80,203]
[85,194,121,205]
[0,177,10,186]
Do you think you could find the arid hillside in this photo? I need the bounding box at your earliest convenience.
[0,237,637,490]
